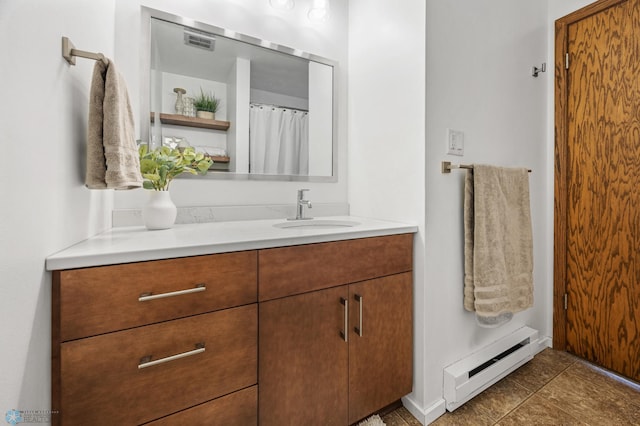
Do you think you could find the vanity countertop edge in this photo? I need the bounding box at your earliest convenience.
[46,216,418,271]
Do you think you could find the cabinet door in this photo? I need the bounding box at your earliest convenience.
[348,273,413,424]
[259,286,349,426]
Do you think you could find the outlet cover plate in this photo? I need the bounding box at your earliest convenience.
[447,129,464,156]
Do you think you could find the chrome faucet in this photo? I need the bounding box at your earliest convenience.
[294,188,312,220]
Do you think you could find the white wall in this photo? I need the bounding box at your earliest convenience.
[160,74,228,121]
[250,88,309,111]
[349,0,558,423]
[308,61,333,176]
[422,0,550,421]
[228,58,251,173]
[347,0,427,418]
[159,72,228,150]
[0,0,115,416]
[113,0,348,210]
[549,1,595,22]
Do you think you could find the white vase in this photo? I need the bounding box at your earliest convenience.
[142,191,177,230]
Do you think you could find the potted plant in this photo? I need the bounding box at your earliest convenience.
[193,88,221,120]
[138,145,212,229]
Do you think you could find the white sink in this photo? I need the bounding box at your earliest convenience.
[273,219,360,230]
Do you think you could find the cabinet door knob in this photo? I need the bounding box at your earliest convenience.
[138,283,206,302]
[340,297,348,342]
[354,294,363,337]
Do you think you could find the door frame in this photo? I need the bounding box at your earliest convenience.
[553,0,627,349]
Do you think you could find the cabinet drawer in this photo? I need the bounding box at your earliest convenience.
[55,251,257,341]
[58,304,257,425]
[258,234,413,301]
[145,385,257,426]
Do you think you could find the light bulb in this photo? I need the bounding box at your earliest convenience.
[308,0,330,22]
[270,0,295,10]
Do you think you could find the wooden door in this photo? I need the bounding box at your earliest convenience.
[555,0,640,381]
[348,273,413,424]
[259,286,349,426]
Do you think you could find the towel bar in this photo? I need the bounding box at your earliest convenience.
[441,161,532,174]
[62,37,108,66]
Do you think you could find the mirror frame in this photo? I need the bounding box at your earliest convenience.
[140,6,339,182]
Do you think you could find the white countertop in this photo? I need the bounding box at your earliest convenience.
[46,216,418,270]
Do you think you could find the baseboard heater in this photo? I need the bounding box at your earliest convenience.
[443,326,539,411]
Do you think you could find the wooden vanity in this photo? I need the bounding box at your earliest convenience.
[48,218,415,425]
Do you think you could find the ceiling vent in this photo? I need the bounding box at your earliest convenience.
[183,29,216,51]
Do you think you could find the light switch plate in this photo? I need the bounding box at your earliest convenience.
[447,129,464,156]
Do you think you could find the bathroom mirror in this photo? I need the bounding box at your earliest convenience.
[140,7,338,182]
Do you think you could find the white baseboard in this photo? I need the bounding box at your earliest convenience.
[536,335,552,353]
[401,395,446,425]
[402,334,553,425]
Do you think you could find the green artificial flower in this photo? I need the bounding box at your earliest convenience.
[139,145,213,191]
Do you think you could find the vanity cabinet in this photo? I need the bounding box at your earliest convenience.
[51,232,413,425]
[51,251,258,426]
[258,234,413,425]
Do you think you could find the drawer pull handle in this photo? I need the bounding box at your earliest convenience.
[355,294,363,337]
[138,283,206,302]
[138,343,205,369]
[340,297,348,342]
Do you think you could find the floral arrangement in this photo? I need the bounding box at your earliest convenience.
[139,145,212,191]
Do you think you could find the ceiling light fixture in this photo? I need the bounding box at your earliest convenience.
[270,0,295,10]
[308,0,330,22]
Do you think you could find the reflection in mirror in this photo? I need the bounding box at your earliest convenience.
[141,8,337,181]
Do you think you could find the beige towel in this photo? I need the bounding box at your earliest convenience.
[85,59,142,189]
[464,164,533,327]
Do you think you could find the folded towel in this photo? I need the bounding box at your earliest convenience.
[85,59,142,190]
[464,164,534,327]
[85,60,108,188]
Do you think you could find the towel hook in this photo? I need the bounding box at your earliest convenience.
[532,62,546,77]
[62,37,108,66]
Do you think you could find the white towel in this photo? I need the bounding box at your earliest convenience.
[464,164,534,327]
[85,59,142,190]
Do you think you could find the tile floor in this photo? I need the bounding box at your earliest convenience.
[382,348,640,425]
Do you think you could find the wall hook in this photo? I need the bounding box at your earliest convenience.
[532,63,546,77]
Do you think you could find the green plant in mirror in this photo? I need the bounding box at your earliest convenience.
[139,145,212,191]
[193,88,221,113]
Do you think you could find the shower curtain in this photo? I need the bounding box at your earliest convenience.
[249,105,309,175]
